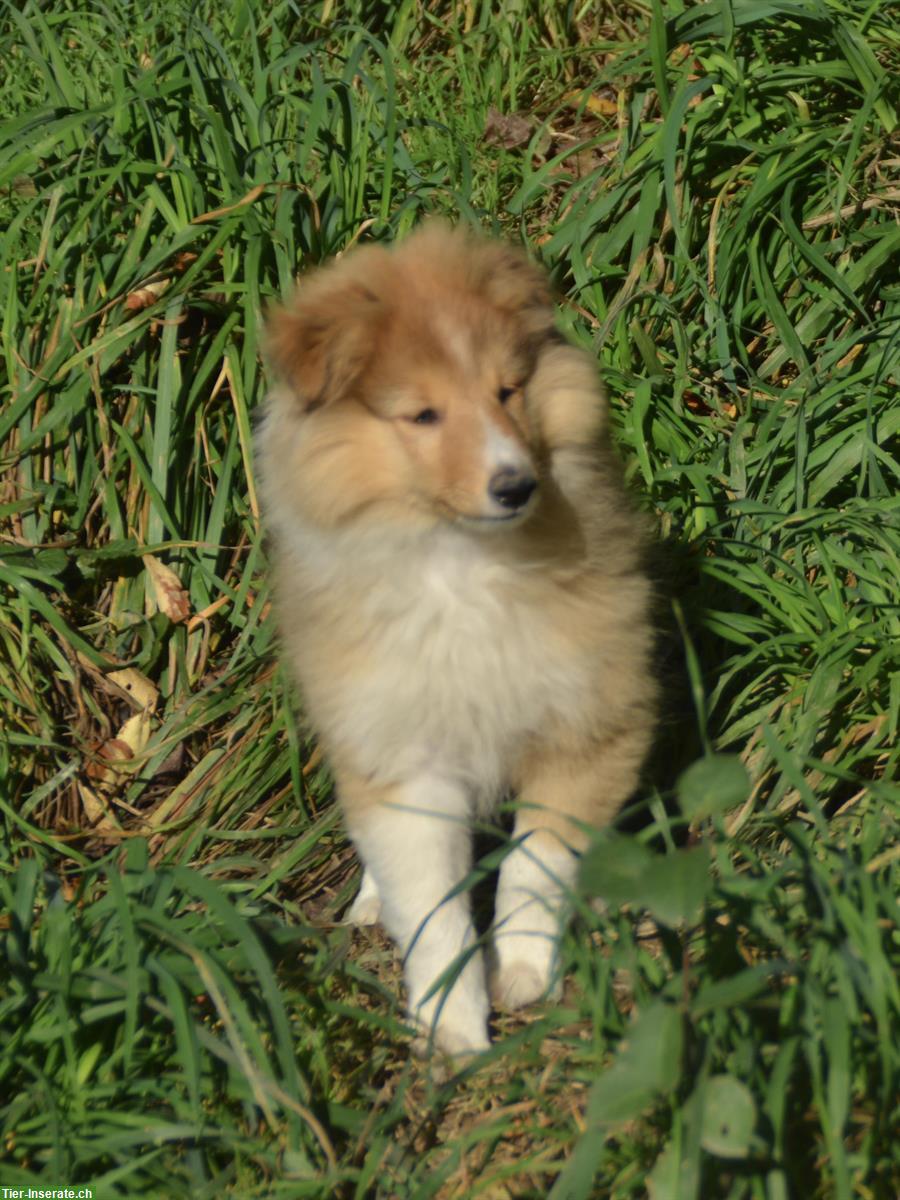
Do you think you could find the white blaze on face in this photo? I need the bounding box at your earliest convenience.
[481,410,532,479]
[435,316,536,521]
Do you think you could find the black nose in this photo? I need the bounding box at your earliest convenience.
[488,468,538,511]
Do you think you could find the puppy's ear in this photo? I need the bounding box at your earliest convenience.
[264,262,382,412]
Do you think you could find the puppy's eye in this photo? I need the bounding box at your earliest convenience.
[498,386,518,405]
[410,408,441,425]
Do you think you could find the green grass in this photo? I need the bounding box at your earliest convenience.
[1,0,898,1196]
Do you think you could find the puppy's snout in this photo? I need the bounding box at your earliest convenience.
[488,467,538,511]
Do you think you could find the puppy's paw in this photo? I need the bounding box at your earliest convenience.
[408,987,491,1062]
[410,1021,490,1063]
[344,891,382,927]
[344,869,382,926]
[490,960,554,1010]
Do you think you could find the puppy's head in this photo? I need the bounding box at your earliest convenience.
[261,223,597,530]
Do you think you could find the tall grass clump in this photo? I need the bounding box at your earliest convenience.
[1,0,898,1196]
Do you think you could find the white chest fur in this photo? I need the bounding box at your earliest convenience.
[284,522,593,795]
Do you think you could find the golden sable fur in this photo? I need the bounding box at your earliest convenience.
[257,223,656,1055]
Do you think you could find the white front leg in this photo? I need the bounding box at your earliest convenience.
[345,866,382,927]
[347,774,489,1056]
[491,832,576,1008]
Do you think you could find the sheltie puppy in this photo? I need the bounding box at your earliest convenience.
[256,222,656,1056]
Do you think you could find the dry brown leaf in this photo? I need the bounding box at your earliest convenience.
[585,94,618,117]
[85,738,133,783]
[78,780,122,833]
[117,710,153,757]
[836,343,864,369]
[143,555,190,622]
[683,389,714,417]
[124,277,169,312]
[82,707,153,830]
[192,183,267,224]
[107,666,159,711]
[172,251,198,272]
[85,713,149,785]
[153,741,186,779]
[483,106,532,149]
[563,89,618,117]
